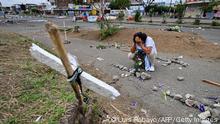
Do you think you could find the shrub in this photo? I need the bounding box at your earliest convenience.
[117,11,125,21]
[193,19,200,25]
[176,19,183,24]
[134,11,142,22]
[211,21,220,26]
[98,20,119,40]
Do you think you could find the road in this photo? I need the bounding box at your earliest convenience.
[0,18,220,124]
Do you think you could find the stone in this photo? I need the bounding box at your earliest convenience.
[185,99,195,107]
[179,98,186,103]
[125,72,131,77]
[210,109,220,121]
[129,68,136,74]
[177,76,184,81]
[201,120,211,124]
[122,66,128,71]
[135,72,141,78]
[112,75,119,82]
[178,55,183,59]
[189,114,193,118]
[165,60,172,65]
[152,86,158,91]
[198,111,211,120]
[121,73,125,78]
[165,90,171,96]
[140,72,151,80]
[185,94,195,100]
[119,65,124,70]
[213,103,220,108]
[174,94,183,100]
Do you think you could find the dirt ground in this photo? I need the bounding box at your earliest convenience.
[1,20,220,124]
[0,31,148,124]
[69,28,220,59]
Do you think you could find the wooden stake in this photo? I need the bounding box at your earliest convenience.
[202,79,220,87]
[45,22,83,106]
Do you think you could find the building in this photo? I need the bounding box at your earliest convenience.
[184,0,211,18]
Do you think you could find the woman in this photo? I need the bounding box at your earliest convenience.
[128,32,157,72]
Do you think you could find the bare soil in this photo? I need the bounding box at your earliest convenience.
[0,31,147,124]
[69,28,220,59]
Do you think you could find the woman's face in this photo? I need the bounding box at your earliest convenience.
[135,36,142,44]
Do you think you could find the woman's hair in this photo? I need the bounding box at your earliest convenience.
[133,32,147,43]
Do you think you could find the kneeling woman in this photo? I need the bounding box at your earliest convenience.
[128,32,157,72]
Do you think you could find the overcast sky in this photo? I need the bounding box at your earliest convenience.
[0,0,49,7]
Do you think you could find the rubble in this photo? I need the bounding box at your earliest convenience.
[185,99,195,107]
[97,57,104,61]
[201,120,211,124]
[140,72,151,80]
[177,76,184,81]
[165,90,171,96]
[112,75,119,82]
[121,73,125,78]
[152,86,158,91]
[213,103,220,108]
[135,72,141,78]
[156,56,189,68]
[174,94,183,100]
[198,111,211,120]
[185,94,195,100]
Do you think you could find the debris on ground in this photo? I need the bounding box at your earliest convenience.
[156,56,189,68]
[198,111,211,120]
[112,64,152,81]
[201,120,211,124]
[112,75,119,82]
[96,44,107,49]
[163,89,220,123]
[165,26,181,32]
[130,101,138,108]
[202,79,220,87]
[152,85,158,92]
[177,76,185,81]
[140,72,151,80]
[97,57,104,61]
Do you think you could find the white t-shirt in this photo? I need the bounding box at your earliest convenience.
[136,36,157,55]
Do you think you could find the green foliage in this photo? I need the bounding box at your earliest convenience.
[98,20,119,40]
[193,18,200,25]
[211,20,220,26]
[175,3,186,20]
[162,13,167,24]
[117,11,125,21]
[134,11,142,22]
[109,0,131,9]
[201,0,220,12]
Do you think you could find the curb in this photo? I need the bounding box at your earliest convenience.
[110,21,220,29]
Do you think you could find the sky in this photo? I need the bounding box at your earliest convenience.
[0,0,50,7]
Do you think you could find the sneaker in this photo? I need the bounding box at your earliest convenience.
[149,66,155,72]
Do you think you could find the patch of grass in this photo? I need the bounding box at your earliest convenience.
[211,21,220,26]
[0,32,75,123]
[98,20,120,40]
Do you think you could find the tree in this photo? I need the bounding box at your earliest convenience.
[201,0,220,13]
[109,0,131,10]
[136,0,155,15]
[175,1,186,24]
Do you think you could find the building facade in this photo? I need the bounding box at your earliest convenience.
[184,0,210,18]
